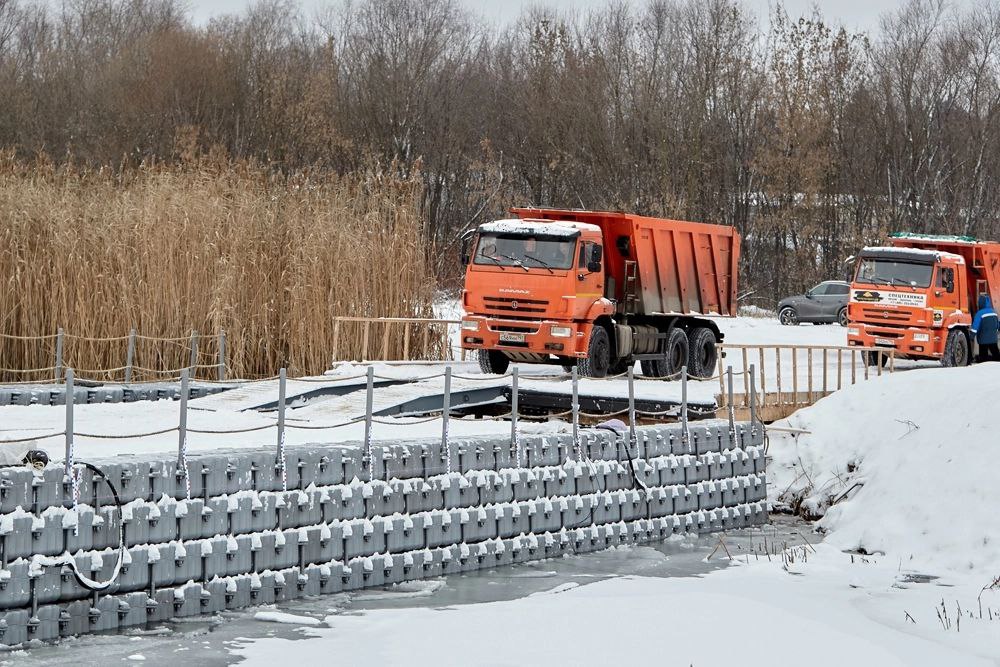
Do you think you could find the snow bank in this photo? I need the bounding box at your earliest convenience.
[769,364,999,573]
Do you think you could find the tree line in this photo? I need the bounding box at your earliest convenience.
[1,0,998,305]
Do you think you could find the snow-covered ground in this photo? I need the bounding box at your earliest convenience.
[223,355,1000,665]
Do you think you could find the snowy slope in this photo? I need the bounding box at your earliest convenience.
[769,363,999,573]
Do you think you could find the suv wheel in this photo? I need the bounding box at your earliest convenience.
[779,307,798,326]
[838,307,848,327]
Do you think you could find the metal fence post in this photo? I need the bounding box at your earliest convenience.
[510,366,520,467]
[681,365,690,453]
[571,367,580,459]
[364,366,374,481]
[727,366,736,442]
[188,329,199,377]
[749,363,759,437]
[277,367,287,491]
[55,328,64,383]
[125,328,136,384]
[217,329,226,382]
[442,366,452,474]
[178,369,190,499]
[628,367,638,457]
[64,368,75,481]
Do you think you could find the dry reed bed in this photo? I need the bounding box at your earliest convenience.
[0,155,437,380]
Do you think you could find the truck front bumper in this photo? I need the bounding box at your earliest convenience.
[459,316,593,358]
[847,322,944,359]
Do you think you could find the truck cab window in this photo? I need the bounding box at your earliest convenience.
[937,267,955,293]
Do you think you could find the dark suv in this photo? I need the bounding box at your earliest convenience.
[778,281,850,326]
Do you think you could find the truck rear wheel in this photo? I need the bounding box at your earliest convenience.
[942,329,970,368]
[578,327,611,378]
[477,349,510,375]
[687,327,718,379]
[640,328,688,379]
[608,358,631,376]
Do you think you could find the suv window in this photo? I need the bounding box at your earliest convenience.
[828,283,849,295]
[809,283,830,296]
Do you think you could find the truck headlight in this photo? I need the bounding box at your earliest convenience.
[912,333,929,342]
[461,320,479,331]
[847,327,859,336]
[550,326,572,338]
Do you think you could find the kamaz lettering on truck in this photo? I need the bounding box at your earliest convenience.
[459,208,740,378]
[847,233,1000,367]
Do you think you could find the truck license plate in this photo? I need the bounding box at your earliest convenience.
[874,337,895,347]
[499,332,525,343]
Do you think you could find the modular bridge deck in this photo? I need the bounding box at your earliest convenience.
[0,373,717,423]
[0,422,765,645]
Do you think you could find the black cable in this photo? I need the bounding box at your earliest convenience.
[66,461,125,592]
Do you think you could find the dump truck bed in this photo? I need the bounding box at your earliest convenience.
[511,208,739,317]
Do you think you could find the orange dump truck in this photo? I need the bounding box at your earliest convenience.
[460,208,740,378]
[847,233,1000,366]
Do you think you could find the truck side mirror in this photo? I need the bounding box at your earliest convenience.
[942,268,954,293]
[459,231,475,266]
[586,244,602,272]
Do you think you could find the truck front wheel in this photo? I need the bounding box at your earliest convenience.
[942,329,970,368]
[578,327,612,378]
[478,349,510,375]
[687,327,718,379]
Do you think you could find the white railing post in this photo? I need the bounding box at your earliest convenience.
[681,365,690,452]
[277,367,287,491]
[64,368,75,482]
[510,366,520,467]
[628,366,637,457]
[727,366,736,443]
[442,366,452,474]
[178,369,191,499]
[571,367,580,459]
[217,329,227,382]
[125,327,136,384]
[364,365,374,481]
[54,328,64,383]
[188,329,199,377]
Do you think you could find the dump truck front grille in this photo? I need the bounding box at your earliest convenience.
[860,308,912,323]
[483,296,549,314]
[489,324,539,334]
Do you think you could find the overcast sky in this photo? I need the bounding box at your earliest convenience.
[185,0,932,34]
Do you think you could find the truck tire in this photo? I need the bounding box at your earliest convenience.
[608,358,631,376]
[640,328,688,379]
[687,327,718,379]
[477,349,510,375]
[942,329,970,368]
[578,327,611,378]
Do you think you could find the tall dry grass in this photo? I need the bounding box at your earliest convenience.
[0,153,437,380]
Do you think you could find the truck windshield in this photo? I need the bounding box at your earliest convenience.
[855,258,934,289]
[473,233,576,270]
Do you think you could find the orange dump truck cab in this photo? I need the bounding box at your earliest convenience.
[460,208,740,378]
[847,233,1000,366]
